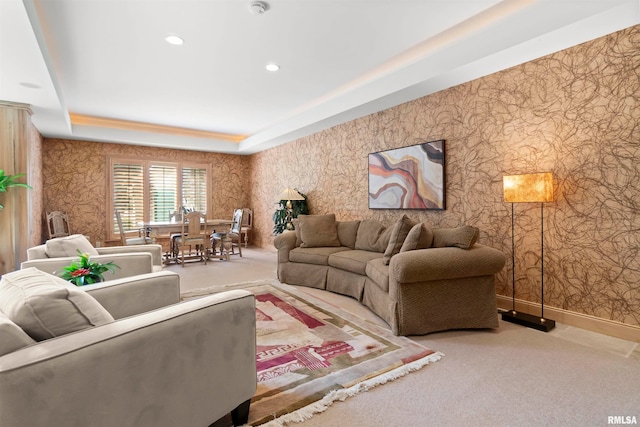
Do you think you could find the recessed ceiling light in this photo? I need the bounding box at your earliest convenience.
[266,63,280,72]
[165,35,184,45]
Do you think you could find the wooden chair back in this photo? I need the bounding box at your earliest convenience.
[47,211,71,239]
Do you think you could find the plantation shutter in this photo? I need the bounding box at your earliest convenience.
[149,164,178,222]
[109,157,209,240]
[182,166,207,213]
[113,162,144,232]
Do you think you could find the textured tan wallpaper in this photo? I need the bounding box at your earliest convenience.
[42,140,251,247]
[250,25,640,327]
[40,26,639,328]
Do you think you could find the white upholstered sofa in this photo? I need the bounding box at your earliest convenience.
[0,268,257,427]
[22,234,163,280]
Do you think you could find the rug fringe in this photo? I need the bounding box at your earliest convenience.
[254,351,444,427]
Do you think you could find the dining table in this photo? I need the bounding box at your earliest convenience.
[138,218,235,263]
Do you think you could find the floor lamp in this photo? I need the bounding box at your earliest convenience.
[502,172,556,332]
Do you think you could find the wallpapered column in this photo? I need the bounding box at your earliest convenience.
[0,101,43,275]
[250,25,640,328]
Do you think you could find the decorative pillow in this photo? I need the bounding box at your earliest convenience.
[355,220,393,253]
[45,234,99,258]
[0,268,114,341]
[400,223,434,252]
[383,215,415,265]
[298,214,341,248]
[0,311,36,356]
[337,220,361,249]
[432,225,479,249]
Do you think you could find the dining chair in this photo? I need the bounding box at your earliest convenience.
[212,209,243,258]
[46,211,71,239]
[240,208,253,247]
[174,211,208,267]
[114,210,153,246]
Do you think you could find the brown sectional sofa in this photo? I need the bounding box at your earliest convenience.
[274,214,506,336]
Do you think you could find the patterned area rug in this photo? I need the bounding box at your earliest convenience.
[182,280,443,426]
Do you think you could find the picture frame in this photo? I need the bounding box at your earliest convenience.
[368,139,445,209]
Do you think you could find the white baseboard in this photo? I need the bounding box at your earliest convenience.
[496,296,640,343]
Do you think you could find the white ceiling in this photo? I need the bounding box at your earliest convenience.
[1,0,638,154]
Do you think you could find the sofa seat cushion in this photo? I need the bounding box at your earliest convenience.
[0,268,114,341]
[329,250,383,276]
[365,257,390,292]
[290,246,350,266]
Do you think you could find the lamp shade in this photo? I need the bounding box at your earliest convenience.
[503,172,553,203]
[277,188,305,201]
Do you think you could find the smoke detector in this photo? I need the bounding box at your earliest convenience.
[248,1,269,15]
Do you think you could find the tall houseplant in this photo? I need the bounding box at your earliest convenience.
[0,170,32,210]
[273,190,309,235]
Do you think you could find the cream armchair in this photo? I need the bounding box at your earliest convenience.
[22,234,163,280]
[0,269,257,427]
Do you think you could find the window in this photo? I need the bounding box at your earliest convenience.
[109,157,209,239]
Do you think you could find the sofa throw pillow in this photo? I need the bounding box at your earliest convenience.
[298,214,341,248]
[400,222,434,253]
[355,220,393,253]
[0,268,114,341]
[0,311,36,356]
[383,215,415,265]
[337,220,361,249]
[432,225,479,249]
[45,234,99,258]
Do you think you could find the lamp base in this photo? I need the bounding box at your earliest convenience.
[501,310,556,332]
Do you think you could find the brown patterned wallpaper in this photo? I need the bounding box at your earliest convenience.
[40,26,639,329]
[42,140,251,248]
[250,25,640,327]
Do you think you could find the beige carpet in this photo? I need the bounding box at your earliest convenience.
[173,248,640,427]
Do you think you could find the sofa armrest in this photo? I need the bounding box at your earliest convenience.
[26,244,47,260]
[97,244,163,266]
[390,244,506,285]
[274,231,297,263]
[20,252,154,280]
[0,290,257,427]
[84,271,181,319]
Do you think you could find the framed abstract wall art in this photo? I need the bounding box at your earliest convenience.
[368,140,445,209]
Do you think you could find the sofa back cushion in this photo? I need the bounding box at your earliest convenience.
[291,218,302,247]
[45,234,99,258]
[0,311,36,356]
[383,215,416,265]
[355,220,392,253]
[400,222,434,252]
[0,268,114,341]
[336,220,360,249]
[432,225,479,249]
[298,214,341,248]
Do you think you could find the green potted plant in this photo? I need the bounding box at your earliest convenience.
[0,170,32,210]
[273,190,309,235]
[57,250,120,286]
